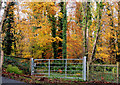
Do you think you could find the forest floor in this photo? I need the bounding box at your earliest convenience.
[2,68,118,85]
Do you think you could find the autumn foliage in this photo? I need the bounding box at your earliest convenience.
[1,2,120,64]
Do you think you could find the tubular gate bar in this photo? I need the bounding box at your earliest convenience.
[31,56,86,81]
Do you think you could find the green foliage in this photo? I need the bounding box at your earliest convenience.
[6,64,23,75]
[4,56,30,74]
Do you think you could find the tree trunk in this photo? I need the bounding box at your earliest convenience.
[109,3,115,64]
[2,2,15,56]
[51,15,57,59]
[116,2,120,61]
[0,1,8,70]
[0,0,2,72]
[47,3,57,59]
[82,2,91,60]
[62,2,67,59]
[89,2,102,63]
[58,2,64,59]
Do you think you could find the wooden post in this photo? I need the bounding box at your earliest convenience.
[104,66,106,72]
[30,58,34,75]
[117,62,119,83]
[29,58,31,75]
[87,62,89,81]
[65,59,67,78]
[30,58,31,75]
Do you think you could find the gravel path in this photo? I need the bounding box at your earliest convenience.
[1,77,30,85]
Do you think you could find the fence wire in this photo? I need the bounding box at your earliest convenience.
[88,64,118,83]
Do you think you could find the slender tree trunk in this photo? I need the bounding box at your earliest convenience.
[89,2,102,63]
[2,2,15,56]
[58,2,64,59]
[14,27,16,56]
[51,15,57,59]
[47,5,57,59]
[82,2,91,60]
[0,0,2,72]
[116,2,120,61]
[0,1,8,70]
[82,2,87,59]
[62,2,67,59]
[109,3,115,64]
[0,1,1,10]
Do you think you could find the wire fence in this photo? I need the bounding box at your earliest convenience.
[87,63,120,83]
[31,56,87,81]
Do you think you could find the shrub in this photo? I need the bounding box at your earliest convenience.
[6,64,23,75]
[4,56,30,74]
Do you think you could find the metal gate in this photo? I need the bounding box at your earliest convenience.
[31,56,86,81]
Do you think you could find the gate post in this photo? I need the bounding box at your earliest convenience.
[87,61,89,81]
[83,56,86,81]
[65,59,67,78]
[117,62,119,83]
[48,59,50,76]
[31,58,34,75]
